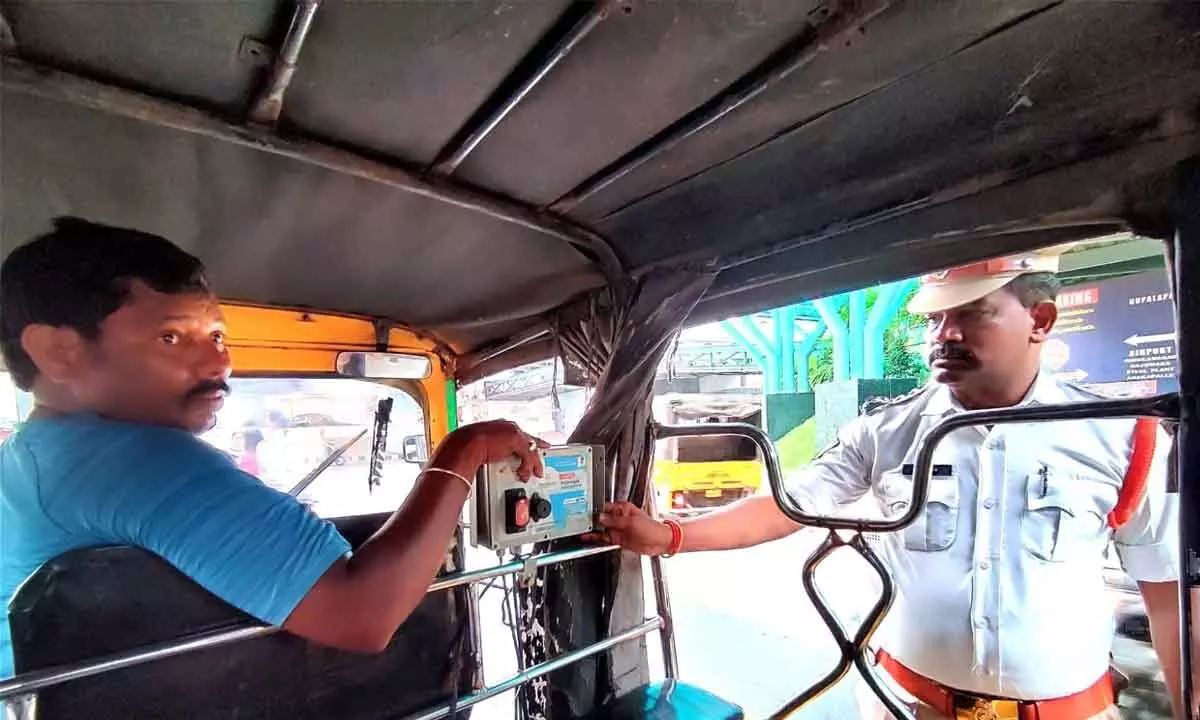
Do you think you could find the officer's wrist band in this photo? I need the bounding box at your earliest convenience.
[660,518,683,558]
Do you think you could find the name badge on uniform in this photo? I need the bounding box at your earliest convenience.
[900,464,954,477]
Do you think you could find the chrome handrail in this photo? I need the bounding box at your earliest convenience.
[0,544,619,700]
[402,618,664,720]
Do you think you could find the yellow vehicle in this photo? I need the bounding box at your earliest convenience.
[652,395,763,511]
[0,2,1197,720]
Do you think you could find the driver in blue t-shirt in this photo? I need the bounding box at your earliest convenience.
[0,217,547,678]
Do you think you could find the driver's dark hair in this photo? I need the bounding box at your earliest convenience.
[1,217,209,391]
[1005,271,1060,308]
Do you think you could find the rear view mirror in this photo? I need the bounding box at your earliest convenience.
[336,352,432,379]
[401,434,429,465]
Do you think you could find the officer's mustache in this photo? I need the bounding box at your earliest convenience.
[183,379,231,405]
[928,343,979,367]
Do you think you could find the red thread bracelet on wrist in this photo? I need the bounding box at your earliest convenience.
[660,518,683,558]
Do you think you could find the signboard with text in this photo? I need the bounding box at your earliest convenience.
[1044,270,1176,398]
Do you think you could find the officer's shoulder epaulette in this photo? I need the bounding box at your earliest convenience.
[860,384,932,416]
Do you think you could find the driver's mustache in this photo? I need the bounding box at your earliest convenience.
[185,380,230,401]
[929,343,976,363]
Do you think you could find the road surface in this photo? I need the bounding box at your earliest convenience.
[296,464,1171,719]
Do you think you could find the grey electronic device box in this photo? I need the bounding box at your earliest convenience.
[470,444,606,552]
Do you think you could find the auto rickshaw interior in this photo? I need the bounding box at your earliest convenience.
[1,1,1198,719]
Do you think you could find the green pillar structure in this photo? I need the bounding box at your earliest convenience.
[848,290,867,378]
[864,279,916,378]
[811,279,921,447]
[772,306,798,393]
[812,295,850,381]
[721,306,823,440]
[794,319,825,392]
[721,317,778,393]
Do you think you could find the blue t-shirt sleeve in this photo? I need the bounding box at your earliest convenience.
[48,426,351,626]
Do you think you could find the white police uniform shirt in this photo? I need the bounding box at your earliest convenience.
[785,373,1178,700]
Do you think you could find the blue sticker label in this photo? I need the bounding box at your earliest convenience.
[545,454,586,473]
[549,489,589,528]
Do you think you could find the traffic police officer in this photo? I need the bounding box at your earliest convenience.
[596,252,1184,719]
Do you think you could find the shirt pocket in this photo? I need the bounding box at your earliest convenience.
[1022,469,1108,563]
[879,470,960,553]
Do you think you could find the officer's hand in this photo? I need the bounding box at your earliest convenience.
[585,501,674,556]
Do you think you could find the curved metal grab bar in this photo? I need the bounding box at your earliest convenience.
[734,393,1176,533]
[657,397,1182,720]
[657,420,907,531]
[0,544,619,700]
[656,420,887,530]
[911,393,1179,527]
[654,420,798,517]
[767,531,913,720]
[902,391,1180,542]
[654,422,914,718]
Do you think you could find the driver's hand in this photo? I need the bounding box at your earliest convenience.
[450,420,549,482]
[585,501,673,556]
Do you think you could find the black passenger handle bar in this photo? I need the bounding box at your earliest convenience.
[656,395,1181,720]
[654,421,915,719]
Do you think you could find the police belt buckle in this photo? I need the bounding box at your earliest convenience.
[954,697,1019,720]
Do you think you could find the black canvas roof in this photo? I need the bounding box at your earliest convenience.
[2,0,1197,370]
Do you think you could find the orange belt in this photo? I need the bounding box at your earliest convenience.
[876,650,1114,720]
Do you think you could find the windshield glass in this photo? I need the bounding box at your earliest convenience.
[199,378,425,518]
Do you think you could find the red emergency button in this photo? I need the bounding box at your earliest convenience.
[504,488,529,534]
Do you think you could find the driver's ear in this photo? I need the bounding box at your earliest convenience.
[1029,301,1058,343]
[21,324,88,384]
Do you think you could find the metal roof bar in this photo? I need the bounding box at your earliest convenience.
[430,0,619,176]
[0,58,627,297]
[548,0,893,214]
[247,0,321,126]
[0,544,619,700]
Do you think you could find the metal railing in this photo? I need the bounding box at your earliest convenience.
[911,393,1180,494]
[657,402,1184,719]
[654,421,913,719]
[403,618,664,720]
[0,544,621,702]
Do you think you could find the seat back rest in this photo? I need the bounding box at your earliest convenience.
[9,513,479,719]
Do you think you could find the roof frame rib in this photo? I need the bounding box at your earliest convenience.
[0,56,630,304]
[546,0,893,214]
[428,0,620,176]
[247,0,321,127]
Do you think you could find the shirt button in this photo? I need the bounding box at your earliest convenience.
[974,618,987,629]
[979,560,991,570]
[983,498,996,509]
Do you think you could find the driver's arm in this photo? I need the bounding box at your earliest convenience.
[280,429,481,651]
[87,420,539,654]
[282,423,544,651]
